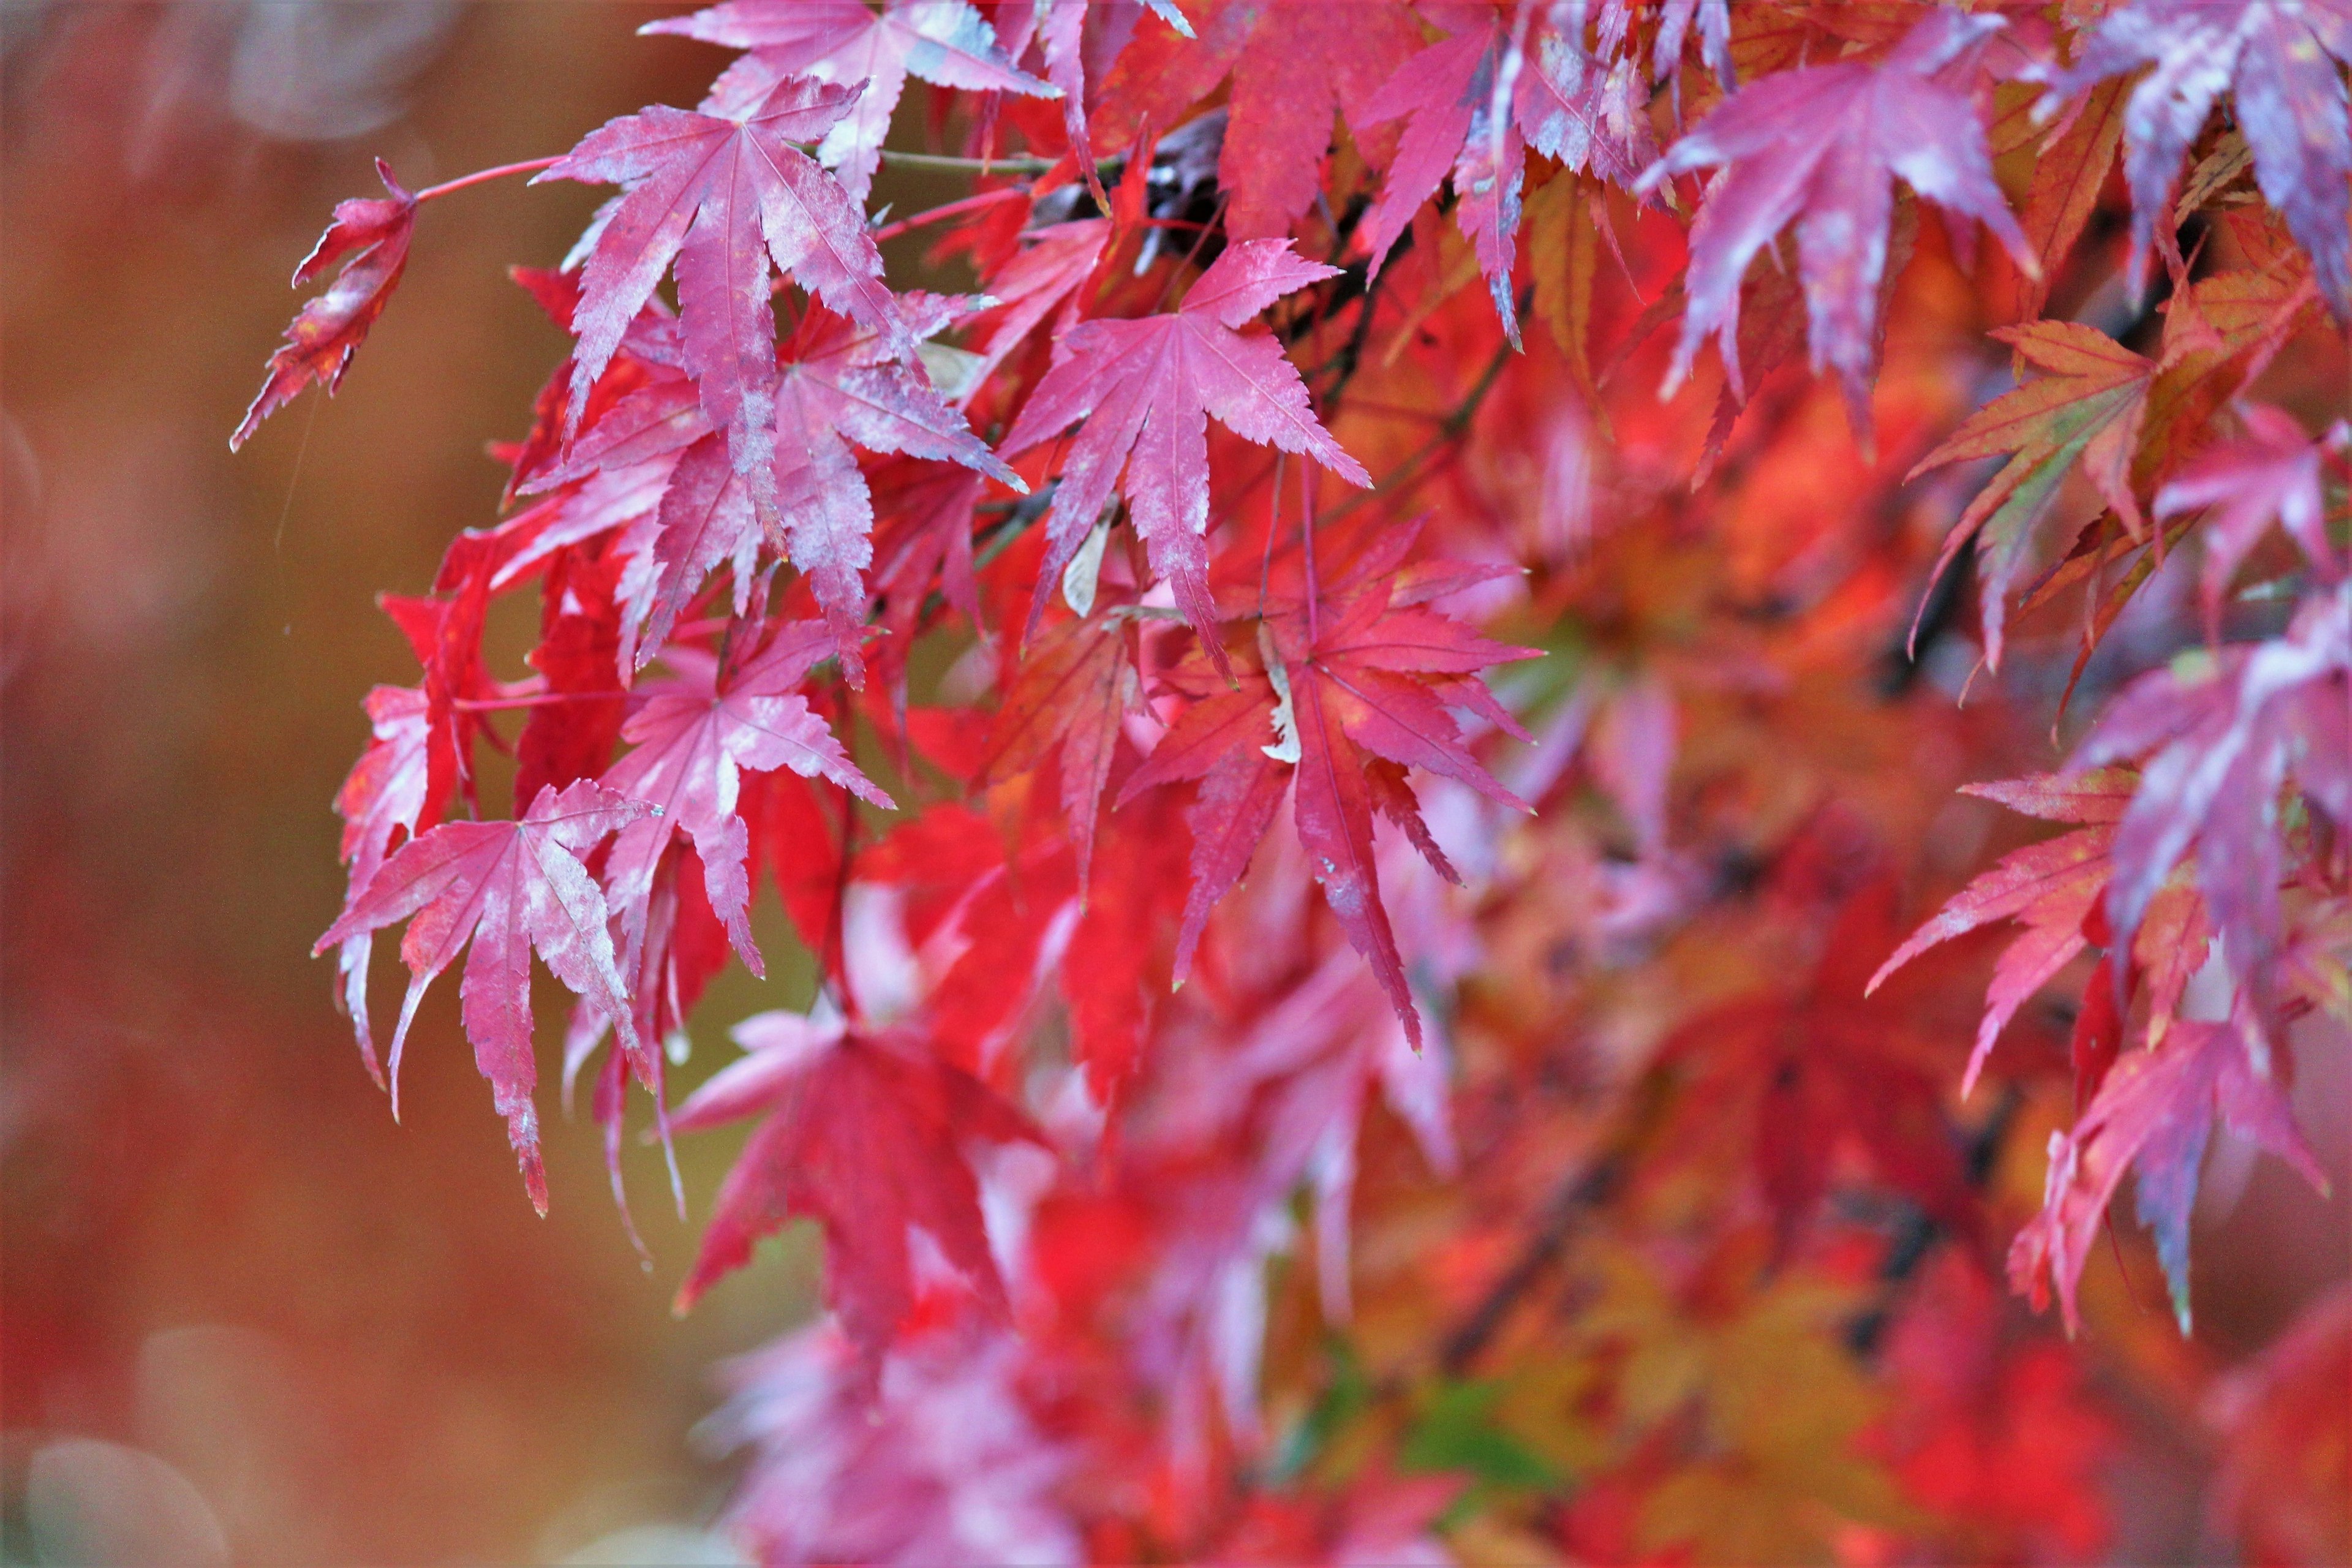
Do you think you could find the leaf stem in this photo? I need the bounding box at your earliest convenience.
[414,156,564,204]
[869,184,1030,243]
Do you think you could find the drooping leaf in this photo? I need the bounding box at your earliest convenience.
[997,239,1371,645]
[2076,583,2352,1033]
[1639,10,2034,431]
[314,780,654,1213]
[2153,402,2348,635]
[1091,0,1422,241]
[1120,552,1534,1044]
[538,74,914,536]
[232,159,418,450]
[1358,0,1660,340]
[2011,1016,2328,1333]
[2038,0,2352,317]
[671,1011,1043,1368]
[644,0,1058,204]
[1908,322,2154,670]
[601,621,890,983]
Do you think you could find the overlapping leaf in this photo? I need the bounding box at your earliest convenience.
[671,1010,1042,1368]
[1120,547,1533,1044]
[1639,10,2034,430]
[601,622,891,981]
[1359,0,1660,339]
[998,239,1370,645]
[2010,1016,2327,1333]
[1093,0,1421,240]
[645,0,1057,204]
[2038,0,2352,317]
[314,781,652,1213]
[538,74,913,540]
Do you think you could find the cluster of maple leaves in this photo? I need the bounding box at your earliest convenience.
[238,1,2350,1561]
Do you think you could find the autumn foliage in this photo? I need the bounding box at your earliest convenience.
[234,1,2350,1562]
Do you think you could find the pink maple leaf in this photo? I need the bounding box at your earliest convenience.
[537,74,914,537]
[601,622,892,978]
[232,159,417,450]
[646,0,1058,205]
[315,780,653,1213]
[1638,10,2035,432]
[997,238,1370,647]
[671,1010,1043,1369]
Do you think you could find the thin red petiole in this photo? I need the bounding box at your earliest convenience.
[869,184,1029,243]
[414,156,564,205]
[451,690,609,712]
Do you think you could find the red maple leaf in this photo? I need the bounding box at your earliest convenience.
[2011,1016,2328,1333]
[1871,769,2217,1107]
[315,780,654,1213]
[601,620,891,979]
[538,74,914,537]
[1357,1,1660,339]
[671,1009,1043,1368]
[2039,0,2352,317]
[645,0,1058,205]
[2076,582,2352,1033]
[978,609,1139,892]
[530,296,1015,674]
[1639,10,2035,430]
[999,0,1194,198]
[2153,402,2349,636]
[1118,541,1532,1045]
[962,217,1110,396]
[232,159,417,450]
[997,239,1371,646]
[327,685,434,1083]
[514,543,630,808]
[1093,0,1422,241]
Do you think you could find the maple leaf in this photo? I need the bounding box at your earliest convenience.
[997,0,1194,200]
[1870,769,2219,1101]
[2153,402,2348,635]
[709,1321,1080,1568]
[960,217,1110,400]
[1871,771,2132,1094]
[1668,883,1981,1256]
[328,685,434,1084]
[978,610,1137,893]
[1119,556,1534,1044]
[1922,256,2325,677]
[997,239,1371,645]
[1907,322,2154,671]
[646,0,1058,205]
[772,300,1025,664]
[2075,583,2352,1033]
[232,159,417,450]
[2010,1017,2327,1334]
[314,781,653,1214]
[1652,0,1733,88]
[513,544,630,809]
[2038,0,2352,318]
[533,298,1017,674]
[537,74,914,537]
[1357,1,1660,339]
[601,622,891,982]
[1638,10,2035,431]
[670,1010,1044,1368]
[1091,0,1422,241]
